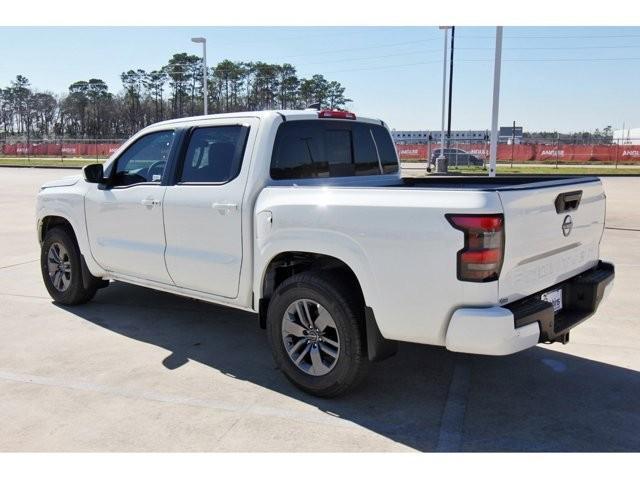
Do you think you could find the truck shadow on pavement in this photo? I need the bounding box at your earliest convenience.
[58,282,640,452]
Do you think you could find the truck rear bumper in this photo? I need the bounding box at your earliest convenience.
[445,261,614,356]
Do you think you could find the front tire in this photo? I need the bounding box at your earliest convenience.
[40,226,99,305]
[266,271,369,397]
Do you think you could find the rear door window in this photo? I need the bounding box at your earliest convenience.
[270,120,398,179]
[179,125,248,183]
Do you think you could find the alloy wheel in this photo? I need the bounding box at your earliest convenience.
[47,242,72,292]
[281,299,340,376]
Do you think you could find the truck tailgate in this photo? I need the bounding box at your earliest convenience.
[498,178,606,304]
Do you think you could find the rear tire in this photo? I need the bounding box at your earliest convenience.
[40,226,99,305]
[266,270,369,397]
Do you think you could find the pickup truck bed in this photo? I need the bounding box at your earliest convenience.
[399,175,600,190]
[282,174,601,191]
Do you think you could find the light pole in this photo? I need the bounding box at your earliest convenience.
[488,26,503,177]
[191,37,208,116]
[436,26,451,173]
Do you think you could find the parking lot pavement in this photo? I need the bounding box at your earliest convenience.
[0,168,638,452]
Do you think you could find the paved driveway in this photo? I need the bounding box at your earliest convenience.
[0,168,638,451]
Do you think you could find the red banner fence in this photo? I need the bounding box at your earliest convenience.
[395,143,640,163]
[1,141,124,158]
[2,140,640,164]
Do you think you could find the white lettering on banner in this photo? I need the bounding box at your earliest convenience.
[540,149,564,156]
[622,150,640,157]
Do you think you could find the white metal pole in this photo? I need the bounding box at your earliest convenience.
[202,40,208,116]
[488,26,503,177]
[439,28,449,163]
[618,121,624,169]
[191,37,209,116]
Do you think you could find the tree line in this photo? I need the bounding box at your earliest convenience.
[523,127,614,144]
[0,53,352,140]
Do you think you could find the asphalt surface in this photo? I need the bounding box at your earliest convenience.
[0,167,638,452]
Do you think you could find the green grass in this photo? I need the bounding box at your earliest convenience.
[448,165,640,175]
[0,157,104,168]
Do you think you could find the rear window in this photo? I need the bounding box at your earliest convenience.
[270,120,398,180]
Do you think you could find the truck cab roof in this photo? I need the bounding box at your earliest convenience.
[146,109,385,130]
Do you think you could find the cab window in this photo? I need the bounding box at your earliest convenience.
[111,130,175,187]
[179,126,248,183]
[270,120,399,180]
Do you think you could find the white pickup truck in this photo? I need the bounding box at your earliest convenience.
[36,109,614,397]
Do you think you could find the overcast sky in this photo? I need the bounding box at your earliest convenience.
[0,26,638,132]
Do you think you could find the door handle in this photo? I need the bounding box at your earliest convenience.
[212,202,238,214]
[141,198,161,207]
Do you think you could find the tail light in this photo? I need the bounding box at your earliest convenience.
[446,214,504,282]
[318,110,356,120]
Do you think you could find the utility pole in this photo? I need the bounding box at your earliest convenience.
[485,130,489,169]
[555,131,560,169]
[26,124,30,166]
[488,26,503,177]
[446,26,455,147]
[511,120,515,168]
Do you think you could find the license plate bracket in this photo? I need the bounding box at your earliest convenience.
[541,288,563,313]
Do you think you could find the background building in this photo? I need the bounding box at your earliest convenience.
[391,127,523,144]
[613,128,640,145]
[391,130,487,144]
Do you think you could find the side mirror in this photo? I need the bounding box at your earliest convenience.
[83,163,105,184]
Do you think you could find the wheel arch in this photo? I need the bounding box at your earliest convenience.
[260,251,365,302]
[39,215,76,244]
[256,250,396,362]
[38,213,106,282]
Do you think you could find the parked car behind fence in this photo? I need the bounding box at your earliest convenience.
[430,148,484,167]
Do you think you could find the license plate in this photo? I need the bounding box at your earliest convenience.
[541,288,563,313]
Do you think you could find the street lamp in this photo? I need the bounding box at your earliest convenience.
[435,26,451,174]
[488,27,503,177]
[191,37,208,116]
